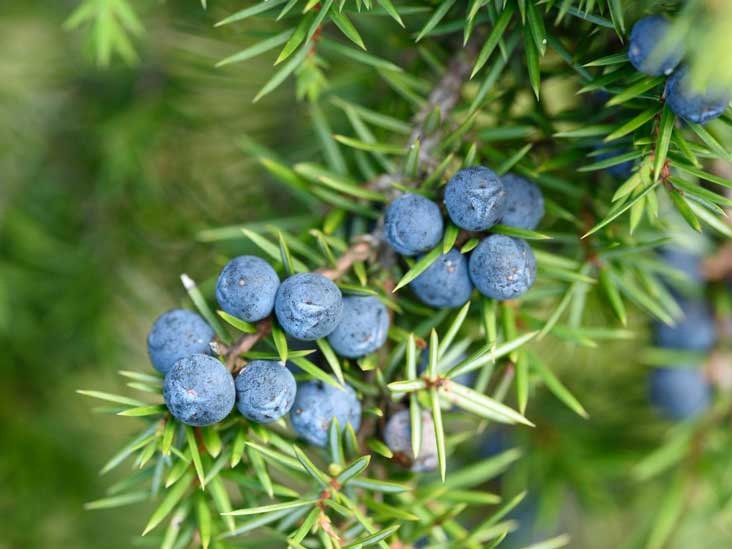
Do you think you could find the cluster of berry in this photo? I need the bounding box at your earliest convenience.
[147,257,375,447]
[649,249,717,420]
[143,165,544,462]
[629,15,731,125]
[384,166,544,306]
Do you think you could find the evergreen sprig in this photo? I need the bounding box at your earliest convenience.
[70,1,732,547]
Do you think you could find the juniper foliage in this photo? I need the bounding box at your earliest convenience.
[70,1,732,547]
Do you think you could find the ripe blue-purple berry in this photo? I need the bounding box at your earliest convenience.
[290,381,362,447]
[235,360,296,423]
[275,272,343,341]
[410,249,473,308]
[628,15,684,76]
[469,235,536,301]
[666,66,730,125]
[147,309,215,375]
[163,354,235,426]
[444,167,506,231]
[327,296,390,358]
[500,174,544,230]
[384,193,444,256]
[216,255,279,322]
[383,409,437,472]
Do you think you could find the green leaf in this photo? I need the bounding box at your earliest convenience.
[375,0,404,26]
[117,404,166,417]
[142,471,194,535]
[667,186,701,232]
[393,245,443,291]
[472,6,513,78]
[687,122,731,160]
[217,310,257,334]
[599,267,627,326]
[607,0,625,36]
[604,107,657,141]
[196,495,212,549]
[185,426,206,490]
[416,0,457,42]
[653,105,675,181]
[319,38,403,72]
[290,357,344,390]
[245,442,304,472]
[84,491,149,510]
[496,143,533,176]
[216,30,293,67]
[579,150,641,172]
[271,323,289,363]
[646,474,685,549]
[333,134,404,154]
[491,224,551,240]
[215,0,288,27]
[442,223,460,253]
[447,331,539,379]
[525,0,546,56]
[669,176,732,207]
[606,76,664,106]
[583,52,628,67]
[254,45,309,102]
[524,30,541,100]
[349,477,408,493]
[531,354,589,419]
[337,455,371,484]
[438,301,471,358]
[582,181,660,238]
[180,274,229,342]
[77,390,145,407]
[343,524,400,548]
[670,160,732,188]
[330,10,365,50]
[316,338,345,385]
[241,228,308,271]
[224,498,318,516]
[230,428,246,468]
[427,329,439,379]
[431,389,447,481]
[293,445,331,487]
[367,438,394,458]
[441,382,534,426]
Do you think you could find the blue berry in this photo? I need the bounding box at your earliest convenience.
[499,174,544,230]
[469,235,536,301]
[290,381,362,447]
[216,255,279,322]
[275,272,343,341]
[384,193,444,256]
[655,296,717,351]
[234,360,296,423]
[383,409,437,472]
[444,167,506,231]
[147,309,215,375]
[410,249,473,308]
[649,367,710,420]
[327,296,390,358]
[163,354,235,426]
[628,15,684,76]
[666,66,730,125]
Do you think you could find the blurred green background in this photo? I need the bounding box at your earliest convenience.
[0,2,304,546]
[2,2,730,549]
